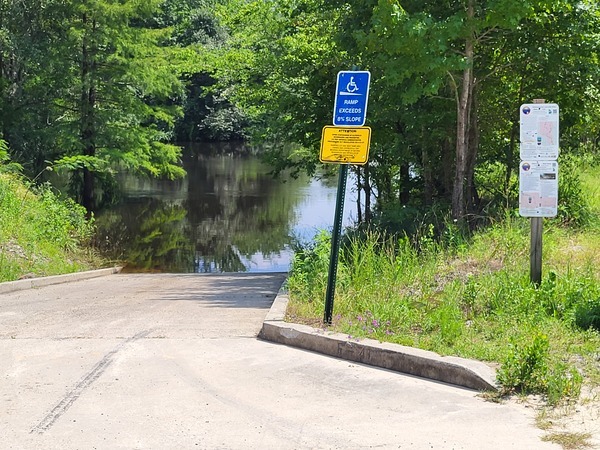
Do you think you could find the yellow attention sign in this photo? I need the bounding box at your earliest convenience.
[320,126,371,165]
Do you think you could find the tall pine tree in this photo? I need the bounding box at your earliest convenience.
[48,0,186,210]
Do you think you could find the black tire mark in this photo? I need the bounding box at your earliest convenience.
[30,329,152,434]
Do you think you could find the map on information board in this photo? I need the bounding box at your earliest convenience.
[520,103,559,160]
[519,160,558,217]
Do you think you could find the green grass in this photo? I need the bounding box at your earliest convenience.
[580,165,600,217]
[542,432,593,449]
[0,172,103,282]
[287,164,600,405]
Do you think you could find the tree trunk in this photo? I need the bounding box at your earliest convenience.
[505,76,525,199]
[452,0,475,221]
[422,126,434,205]
[400,163,410,205]
[465,85,479,214]
[80,14,96,212]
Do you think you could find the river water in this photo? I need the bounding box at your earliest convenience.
[93,143,357,273]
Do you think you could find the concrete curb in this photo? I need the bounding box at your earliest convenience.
[0,267,123,295]
[259,287,498,392]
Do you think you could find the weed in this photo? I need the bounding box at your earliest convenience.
[542,432,593,449]
[497,333,550,395]
[535,409,554,431]
[575,298,600,331]
[546,363,583,406]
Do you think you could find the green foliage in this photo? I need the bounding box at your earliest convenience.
[199,96,248,141]
[0,0,186,209]
[155,1,247,142]
[0,173,99,281]
[370,203,469,253]
[554,154,592,227]
[4,0,600,222]
[287,230,332,305]
[156,0,227,48]
[498,334,582,405]
[475,161,519,215]
[0,139,22,174]
[210,0,343,175]
[287,195,600,404]
[52,155,112,173]
[207,0,600,225]
[497,333,551,395]
[36,183,95,250]
[0,139,9,165]
[546,362,583,406]
[575,298,600,332]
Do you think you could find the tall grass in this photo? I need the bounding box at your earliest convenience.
[0,172,100,282]
[287,163,600,404]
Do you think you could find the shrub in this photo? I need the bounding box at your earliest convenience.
[497,333,550,394]
[555,154,592,227]
[574,298,600,331]
[35,183,95,250]
[1,172,98,281]
[287,230,331,303]
[497,333,582,404]
[546,363,582,406]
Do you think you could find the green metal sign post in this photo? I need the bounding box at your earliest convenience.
[323,163,348,324]
[321,68,370,324]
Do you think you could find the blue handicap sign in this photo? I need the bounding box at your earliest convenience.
[333,71,371,126]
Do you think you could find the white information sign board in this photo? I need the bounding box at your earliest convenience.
[519,160,559,217]
[519,103,560,160]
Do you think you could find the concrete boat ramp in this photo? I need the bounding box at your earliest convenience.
[0,270,559,449]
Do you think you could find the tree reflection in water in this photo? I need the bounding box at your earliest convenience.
[93,142,348,273]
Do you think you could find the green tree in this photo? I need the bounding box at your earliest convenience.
[212,0,600,226]
[151,0,248,142]
[211,0,344,173]
[0,0,66,173]
[0,0,186,210]
[477,0,600,196]
[52,0,185,210]
[347,0,582,220]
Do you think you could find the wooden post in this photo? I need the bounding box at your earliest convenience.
[530,217,543,286]
[530,99,545,287]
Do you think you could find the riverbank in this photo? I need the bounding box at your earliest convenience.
[0,172,104,282]
[288,167,600,403]
[286,163,600,447]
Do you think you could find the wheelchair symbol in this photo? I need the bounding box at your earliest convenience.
[346,77,358,93]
